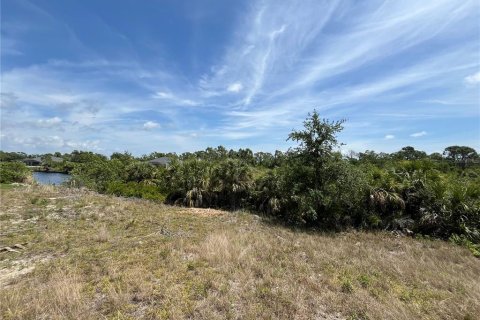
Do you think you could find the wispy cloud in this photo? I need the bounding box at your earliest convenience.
[1,0,479,154]
[199,1,340,106]
[197,0,479,136]
[152,91,198,106]
[36,117,62,128]
[2,133,102,151]
[410,131,427,138]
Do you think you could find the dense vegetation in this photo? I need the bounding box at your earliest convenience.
[0,162,30,183]
[1,111,479,254]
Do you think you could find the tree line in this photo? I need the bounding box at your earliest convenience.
[1,111,479,255]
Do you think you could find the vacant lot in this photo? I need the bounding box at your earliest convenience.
[1,185,479,319]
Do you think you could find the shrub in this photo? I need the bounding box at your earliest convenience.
[70,159,123,192]
[0,161,30,183]
[105,181,166,202]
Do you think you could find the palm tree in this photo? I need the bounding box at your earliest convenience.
[212,159,253,210]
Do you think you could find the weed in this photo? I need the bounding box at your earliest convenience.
[358,274,371,288]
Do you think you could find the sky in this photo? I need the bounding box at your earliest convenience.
[1,0,479,156]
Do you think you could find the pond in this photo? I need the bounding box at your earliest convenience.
[32,172,71,185]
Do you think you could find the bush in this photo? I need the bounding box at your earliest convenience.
[256,156,369,228]
[0,162,30,183]
[70,159,123,192]
[164,158,254,209]
[105,181,166,202]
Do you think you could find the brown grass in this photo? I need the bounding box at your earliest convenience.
[1,185,479,319]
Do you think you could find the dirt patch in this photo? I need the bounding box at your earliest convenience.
[184,207,226,217]
[0,254,53,288]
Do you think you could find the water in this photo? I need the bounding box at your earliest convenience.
[32,172,71,185]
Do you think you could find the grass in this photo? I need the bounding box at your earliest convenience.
[1,185,479,319]
[0,183,20,190]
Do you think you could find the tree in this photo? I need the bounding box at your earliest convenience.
[165,158,213,207]
[429,152,443,161]
[288,110,345,187]
[345,150,359,162]
[443,146,478,168]
[124,161,157,183]
[254,152,275,167]
[71,150,107,163]
[211,159,253,209]
[393,146,427,161]
[0,151,26,162]
[237,148,255,164]
[357,150,391,165]
[281,110,369,227]
[215,145,228,159]
[110,151,134,163]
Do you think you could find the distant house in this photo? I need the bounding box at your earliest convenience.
[148,157,171,167]
[22,156,63,166]
[22,157,42,166]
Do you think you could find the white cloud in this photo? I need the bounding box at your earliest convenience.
[1,131,103,152]
[65,140,102,150]
[152,91,198,106]
[153,91,173,99]
[36,117,62,128]
[227,82,243,93]
[410,131,427,137]
[13,135,64,148]
[384,134,395,140]
[143,121,159,130]
[464,71,480,84]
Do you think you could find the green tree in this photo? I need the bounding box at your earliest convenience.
[166,158,213,207]
[70,150,107,163]
[111,151,134,162]
[124,161,158,183]
[279,110,371,227]
[254,152,275,167]
[443,146,478,168]
[0,151,27,162]
[393,146,427,161]
[211,159,253,209]
[429,152,443,161]
[288,110,345,188]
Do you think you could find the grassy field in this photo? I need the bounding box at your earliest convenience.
[1,185,479,319]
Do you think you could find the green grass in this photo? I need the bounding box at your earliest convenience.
[0,183,19,190]
[1,185,479,319]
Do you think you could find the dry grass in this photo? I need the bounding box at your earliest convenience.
[1,185,479,319]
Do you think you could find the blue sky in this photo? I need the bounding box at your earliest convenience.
[1,0,479,155]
